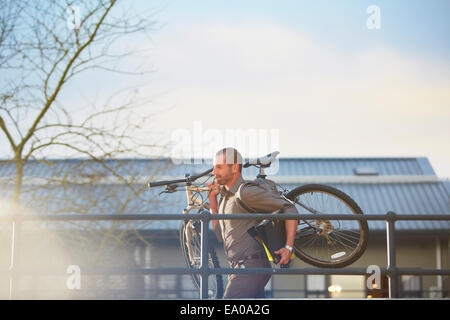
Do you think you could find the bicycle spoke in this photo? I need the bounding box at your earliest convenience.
[332,228,362,241]
[290,186,367,266]
[329,232,359,252]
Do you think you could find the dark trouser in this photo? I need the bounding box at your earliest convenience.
[223,253,271,299]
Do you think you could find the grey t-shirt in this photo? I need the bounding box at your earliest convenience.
[213,175,298,262]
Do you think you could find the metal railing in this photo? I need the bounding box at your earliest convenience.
[2,211,450,299]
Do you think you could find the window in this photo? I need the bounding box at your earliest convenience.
[306,275,328,298]
[329,275,365,298]
[401,276,422,298]
[157,275,180,298]
[354,166,378,176]
[180,275,198,298]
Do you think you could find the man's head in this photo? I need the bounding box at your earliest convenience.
[212,147,243,186]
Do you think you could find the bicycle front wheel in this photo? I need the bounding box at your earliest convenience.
[286,184,368,268]
[179,220,224,298]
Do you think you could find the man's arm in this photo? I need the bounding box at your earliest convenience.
[209,195,219,230]
[206,182,222,242]
[241,185,298,265]
[276,219,297,264]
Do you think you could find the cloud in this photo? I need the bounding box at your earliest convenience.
[151,20,449,111]
[146,20,450,176]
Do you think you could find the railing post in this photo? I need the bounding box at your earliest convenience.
[9,220,16,300]
[9,215,22,300]
[386,211,399,298]
[199,210,210,299]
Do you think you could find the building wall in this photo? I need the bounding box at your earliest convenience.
[270,233,449,298]
[0,225,448,299]
[141,232,449,299]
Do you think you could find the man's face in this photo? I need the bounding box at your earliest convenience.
[212,154,237,185]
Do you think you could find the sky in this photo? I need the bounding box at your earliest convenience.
[142,0,450,178]
[2,0,450,178]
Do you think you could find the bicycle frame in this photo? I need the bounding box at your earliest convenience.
[181,185,211,265]
[183,185,210,213]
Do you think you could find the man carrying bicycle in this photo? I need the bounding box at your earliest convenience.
[207,147,298,299]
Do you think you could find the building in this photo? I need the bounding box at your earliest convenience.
[0,157,448,299]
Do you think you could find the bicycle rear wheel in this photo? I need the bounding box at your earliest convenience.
[179,220,224,298]
[286,184,368,268]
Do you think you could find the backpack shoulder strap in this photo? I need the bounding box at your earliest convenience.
[235,181,258,213]
[217,186,226,208]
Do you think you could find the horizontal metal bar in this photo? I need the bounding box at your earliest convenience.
[0,214,191,222]
[204,268,373,276]
[2,267,449,276]
[384,214,450,221]
[208,268,450,276]
[0,267,200,276]
[6,174,439,185]
[1,213,449,222]
[395,268,450,276]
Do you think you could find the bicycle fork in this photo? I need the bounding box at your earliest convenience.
[184,221,197,265]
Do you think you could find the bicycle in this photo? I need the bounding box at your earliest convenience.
[148,151,369,299]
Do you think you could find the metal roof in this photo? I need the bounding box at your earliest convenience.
[0,156,438,178]
[0,157,448,232]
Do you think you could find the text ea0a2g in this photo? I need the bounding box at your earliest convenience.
[224,304,270,315]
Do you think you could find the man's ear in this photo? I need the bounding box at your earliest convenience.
[232,163,240,174]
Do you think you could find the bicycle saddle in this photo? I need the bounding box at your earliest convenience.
[243,151,280,168]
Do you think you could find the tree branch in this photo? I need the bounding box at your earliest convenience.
[0,115,16,150]
[19,0,118,153]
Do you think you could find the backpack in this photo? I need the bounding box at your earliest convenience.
[235,178,280,214]
[235,178,290,267]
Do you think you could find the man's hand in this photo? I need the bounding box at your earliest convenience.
[274,247,292,265]
[206,182,220,229]
[206,182,220,200]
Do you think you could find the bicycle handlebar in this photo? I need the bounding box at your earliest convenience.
[148,168,213,188]
[149,151,279,188]
[148,178,187,188]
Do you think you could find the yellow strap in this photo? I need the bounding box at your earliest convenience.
[261,242,274,262]
[260,241,295,262]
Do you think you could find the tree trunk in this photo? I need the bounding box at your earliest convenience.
[12,156,24,211]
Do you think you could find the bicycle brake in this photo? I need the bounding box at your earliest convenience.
[158,184,177,196]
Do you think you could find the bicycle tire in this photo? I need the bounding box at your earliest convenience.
[179,220,224,298]
[286,184,368,268]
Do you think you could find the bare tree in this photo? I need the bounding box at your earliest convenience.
[0,0,168,205]
[0,0,174,298]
